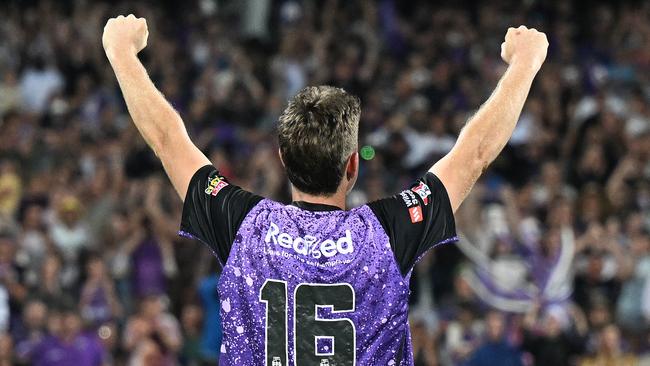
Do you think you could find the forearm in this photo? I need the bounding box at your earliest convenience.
[107,47,210,198]
[456,63,537,170]
[107,51,187,155]
[432,62,538,210]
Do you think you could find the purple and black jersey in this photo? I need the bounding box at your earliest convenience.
[180,165,457,365]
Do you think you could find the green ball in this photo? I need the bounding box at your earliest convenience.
[360,145,375,160]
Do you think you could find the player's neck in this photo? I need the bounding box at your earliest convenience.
[291,188,347,210]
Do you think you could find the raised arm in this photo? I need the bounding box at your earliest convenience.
[102,15,210,199]
[431,26,548,212]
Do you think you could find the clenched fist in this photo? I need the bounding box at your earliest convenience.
[102,14,148,60]
[500,26,548,72]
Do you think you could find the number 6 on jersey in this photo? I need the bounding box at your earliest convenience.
[260,280,356,365]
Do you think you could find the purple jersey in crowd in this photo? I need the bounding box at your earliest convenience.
[29,333,105,366]
[180,165,457,365]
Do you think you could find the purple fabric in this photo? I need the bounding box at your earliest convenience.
[475,268,532,301]
[178,230,196,240]
[217,199,415,365]
[527,245,563,296]
[473,240,571,308]
[379,0,406,56]
[131,238,166,297]
[82,286,112,325]
[31,333,104,366]
[474,265,570,308]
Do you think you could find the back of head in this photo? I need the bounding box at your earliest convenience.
[278,86,360,196]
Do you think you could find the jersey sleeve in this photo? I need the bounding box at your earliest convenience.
[368,172,458,275]
[179,165,263,265]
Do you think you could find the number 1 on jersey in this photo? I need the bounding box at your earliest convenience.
[260,280,289,366]
[260,280,356,366]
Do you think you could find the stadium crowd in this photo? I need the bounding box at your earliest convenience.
[0,0,648,365]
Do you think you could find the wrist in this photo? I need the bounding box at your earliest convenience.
[105,46,138,65]
[508,56,542,75]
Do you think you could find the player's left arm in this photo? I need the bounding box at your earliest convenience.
[431,26,549,212]
[102,15,210,200]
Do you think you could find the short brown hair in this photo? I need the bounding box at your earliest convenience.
[278,86,360,196]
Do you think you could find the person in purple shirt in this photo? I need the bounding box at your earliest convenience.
[27,307,105,366]
[103,14,549,365]
[79,254,122,327]
[13,298,47,360]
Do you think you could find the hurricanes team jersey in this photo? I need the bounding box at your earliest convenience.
[180,165,457,365]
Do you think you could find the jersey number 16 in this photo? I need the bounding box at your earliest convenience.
[259,280,356,366]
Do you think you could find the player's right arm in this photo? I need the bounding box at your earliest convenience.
[103,15,262,263]
[102,15,210,200]
[430,26,549,212]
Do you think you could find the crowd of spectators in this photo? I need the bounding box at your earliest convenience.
[0,0,648,365]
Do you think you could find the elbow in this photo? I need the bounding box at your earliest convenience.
[145,136,164,158]
[472,153,491,177]
[142,109,183,157]
[153,131,168,156]
[474,140,497,175]
[148,127,171,158]
[476,157,490,175]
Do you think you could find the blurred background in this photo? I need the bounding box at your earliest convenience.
[0,0,648,365]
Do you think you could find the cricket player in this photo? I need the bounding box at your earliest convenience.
[103,14,547,365]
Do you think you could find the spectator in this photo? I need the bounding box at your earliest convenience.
[573,223,628,315]
[79,253,122,327]
[18,56,63,114]
[179,303,202,366]
[27,307,105,366]
[465,311,523,366]
[0,233,27,332]
[31,252,68,306]
[17,202,51,281]
[520,303,588,365]
[49,194,90,285]
[444,301,483,365]
[123,295,181,364]
[13,298,47,359]
[579,324,637,366]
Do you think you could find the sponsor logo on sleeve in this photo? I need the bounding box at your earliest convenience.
[204,174,229,196]
[409,206,423,223]
[399,190,419,208]
[411,181,431,205]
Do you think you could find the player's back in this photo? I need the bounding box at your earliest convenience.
[222,199,409,365]
[180,166,457,365]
